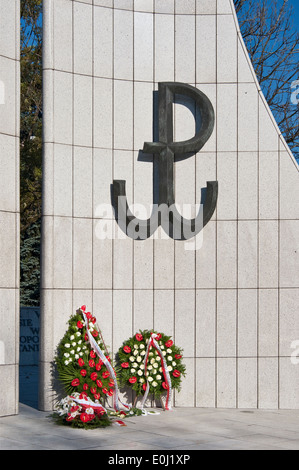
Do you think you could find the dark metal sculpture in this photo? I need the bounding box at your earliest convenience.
[112,82,218,240]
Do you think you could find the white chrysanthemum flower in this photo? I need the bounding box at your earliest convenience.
[76,332,81,337]
[172,361,177,366]
[70,335,75,340]
[159,367,163,373]
[156,356,161,361]
[131,368,136,373]
[163,351,166,356]
[148,376,153,382]
[160,345,164,350]
[167,365,173,371]
[64,352,70,358]
[78,340,82,344]
[65,343,70,348]
[75,354,79,359]
[86,407,94,415]
[153,362,158,368]
[167,348,172,354]
[137,370,143,376]
[137,356,142,363]
[72,342,76,347]
[70,350,75,355]
[168,356,173,361]
[140,344,145,349]
[147,365,153,371]
[77,347,81,352]
[133,349,138,356]
[156,374,162,380]
[150,358,155,364]
[140,350,146,356]
[134,344,139,349]
[129,356,135,362]
[149,352,153,356]
[140,364,145,370]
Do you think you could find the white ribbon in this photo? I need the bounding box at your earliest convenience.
[82,310,130,412]
[140,333,172,412]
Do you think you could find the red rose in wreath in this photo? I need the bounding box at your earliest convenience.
[129,376,137,384]
[123,345,131,353]
[71,378,80,387]
[121,362,129,368]
[77,321,83,329]
[102,371,110,379]
[90,372,98,381]
[80,413,90,422]
[165,340,173,348]
[173,369,181,378]
[135,333,143,342]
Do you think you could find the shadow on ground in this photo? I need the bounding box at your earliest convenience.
[19,365,39,409]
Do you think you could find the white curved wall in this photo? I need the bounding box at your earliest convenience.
[40,0,299,410]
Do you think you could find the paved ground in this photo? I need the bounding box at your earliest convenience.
[1,366,298,451]
[1,403,299,450]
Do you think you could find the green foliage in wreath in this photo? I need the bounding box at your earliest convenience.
[116,330,186,399]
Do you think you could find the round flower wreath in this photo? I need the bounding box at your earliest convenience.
[54,306,116,427]
[116,330,186,401]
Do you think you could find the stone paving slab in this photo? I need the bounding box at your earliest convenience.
[0,404,298,450]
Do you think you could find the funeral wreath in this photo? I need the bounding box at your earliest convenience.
[116,330,186,409]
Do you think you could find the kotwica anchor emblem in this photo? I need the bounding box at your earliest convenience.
[112,82,218,240]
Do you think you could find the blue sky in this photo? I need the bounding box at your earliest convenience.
[289,0,299,29]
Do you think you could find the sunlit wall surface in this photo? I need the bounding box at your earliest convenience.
[40,0,299,411]
[0,0,20,417]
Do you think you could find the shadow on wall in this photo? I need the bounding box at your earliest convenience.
[19,307,40,409]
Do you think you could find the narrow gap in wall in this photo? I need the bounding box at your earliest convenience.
[19,0,42,410]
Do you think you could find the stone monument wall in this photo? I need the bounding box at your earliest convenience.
[0,0,20,417]
[40,0,299,410]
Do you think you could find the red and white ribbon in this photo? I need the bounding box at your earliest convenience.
[140,333,172,411]
[70,395,107,414]
[82,310,130,412]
